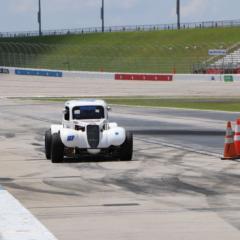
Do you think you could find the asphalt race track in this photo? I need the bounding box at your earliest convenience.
[1,98,240,240]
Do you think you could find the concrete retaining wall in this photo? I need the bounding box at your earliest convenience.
[173,74,240,81]
[63,70,114,80]
[1,66,240,82]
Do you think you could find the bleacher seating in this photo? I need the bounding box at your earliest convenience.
[210,48,240,71]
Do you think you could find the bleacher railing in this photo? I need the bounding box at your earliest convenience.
[1,19,240,38]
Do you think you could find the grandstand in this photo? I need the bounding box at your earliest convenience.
[206,46,240,74]
[1,27,240,73]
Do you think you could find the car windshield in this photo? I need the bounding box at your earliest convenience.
[72,106,104,120]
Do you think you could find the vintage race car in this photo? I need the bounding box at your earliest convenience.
[45,99,133,163]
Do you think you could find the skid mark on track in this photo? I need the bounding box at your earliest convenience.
[3,182,79,196]
[99,175,217,196]
[43,178,111,195]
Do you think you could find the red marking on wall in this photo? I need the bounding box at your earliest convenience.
[115,74,173,81]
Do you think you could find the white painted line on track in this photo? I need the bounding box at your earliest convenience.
[0,188,58,240]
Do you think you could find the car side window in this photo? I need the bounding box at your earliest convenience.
[64,107,70,121]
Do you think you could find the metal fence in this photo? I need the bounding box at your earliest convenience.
[1,19,240,38]
[1,42,238,73]
[193,63,240,74]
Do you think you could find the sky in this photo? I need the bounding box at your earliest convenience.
[0,0,240,32]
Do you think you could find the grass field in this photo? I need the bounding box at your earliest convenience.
[29,97,240,112]
[1,27,240,73]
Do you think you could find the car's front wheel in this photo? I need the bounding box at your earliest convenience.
[51,133,64,163]
[119,131,133,161]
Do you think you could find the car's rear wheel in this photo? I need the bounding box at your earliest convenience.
[45,129,52,160]
[119,131,133,161]
[51,133,64,163]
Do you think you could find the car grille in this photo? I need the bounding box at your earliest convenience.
[87,125,100,148]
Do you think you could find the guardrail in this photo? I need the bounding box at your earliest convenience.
[1,19,240,38]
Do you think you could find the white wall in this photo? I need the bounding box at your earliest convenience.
[1,66,240,82]
[63,70,114,80]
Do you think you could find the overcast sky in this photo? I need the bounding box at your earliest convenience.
[0,0,240,32]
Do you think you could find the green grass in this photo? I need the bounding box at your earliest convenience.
[27,97,240,112]
[1,27,240,73]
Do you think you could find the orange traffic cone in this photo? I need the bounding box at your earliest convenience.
[221,121,237,160]
[234,119,240,157]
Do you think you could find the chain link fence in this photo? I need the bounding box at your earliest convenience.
[0,42,238,73]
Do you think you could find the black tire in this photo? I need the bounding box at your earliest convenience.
[51,133,64,163]
[120,131,133,161]
[45,129,52,160]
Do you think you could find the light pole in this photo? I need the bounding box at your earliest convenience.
[38,0,42,36]
[176,0,180,30]
[101,0,104,32]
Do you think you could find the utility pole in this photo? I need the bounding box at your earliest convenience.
[176,0,180,30]
[101,0,104,32]
[38,0,42,36]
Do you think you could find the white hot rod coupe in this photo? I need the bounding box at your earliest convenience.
[45,99,133,163]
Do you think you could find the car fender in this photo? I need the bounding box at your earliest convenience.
[103,127,126,147]
[51,124,62,134]
[108,122,118,129]
[60,128,88,148]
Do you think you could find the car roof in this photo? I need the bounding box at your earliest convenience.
[65,99,107,108]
